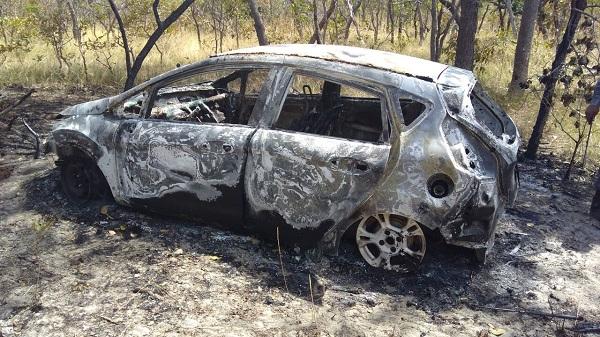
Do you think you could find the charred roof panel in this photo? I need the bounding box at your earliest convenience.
[216,44,451,82]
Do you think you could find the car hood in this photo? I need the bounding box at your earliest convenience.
[59,97,111,116]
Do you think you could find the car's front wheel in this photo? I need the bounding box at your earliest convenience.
[356,213,426,272]
[60,157,108,202]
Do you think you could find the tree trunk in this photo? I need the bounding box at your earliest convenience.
[524,0,587,160]
[387,0,395,43]
[290,0,306,39]
[190,4,202,49]
[537,0,549,38]
[312,0,322,43]
[477,3,489,32]
[504,0,518,37]
[430,0,439,61]
[508,0,540,92]
[552,0,561,42]
[416,3,425,45]
[343,0,362,41]
[107,0,132,81]
[247,0,269,45]
[66,0,88,81]
[455,0,478,70]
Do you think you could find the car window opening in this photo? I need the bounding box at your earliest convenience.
[399,99,426,126]
[120,92,146,118]
[469,83,518,143]
[274,74,384,143]
[143,68,270,125]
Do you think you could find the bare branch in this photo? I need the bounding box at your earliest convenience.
[152,0,162,29]
[0,89,34,116]
[123,0,195,90]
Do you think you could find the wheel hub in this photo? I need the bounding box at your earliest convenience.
[356,213,426,272]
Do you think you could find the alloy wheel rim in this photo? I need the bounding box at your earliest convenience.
[356,213,426,272]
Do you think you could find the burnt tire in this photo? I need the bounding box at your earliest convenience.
[60,157,109,202]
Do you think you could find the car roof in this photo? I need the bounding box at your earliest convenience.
[216,44,451,82]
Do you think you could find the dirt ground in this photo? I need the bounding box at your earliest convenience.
[0,87,599,337]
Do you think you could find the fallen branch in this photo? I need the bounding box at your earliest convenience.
[474,305,584,321]
[569,323,600,333]
[21,119,41,159]
[0,89,34,116]
[98,315,121,325]
[329,285,364,294]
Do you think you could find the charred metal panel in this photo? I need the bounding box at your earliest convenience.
[218,44,448,82]
[117,121,255,226]
[245,129,390,235]
[59,98,110,116]
[51,115,123,200]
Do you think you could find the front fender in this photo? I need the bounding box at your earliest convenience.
[50,129,104,161]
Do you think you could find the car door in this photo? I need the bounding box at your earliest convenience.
[244,70,392,246]
[116,66,274,227]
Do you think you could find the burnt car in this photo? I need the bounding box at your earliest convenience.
[47,45,520,271]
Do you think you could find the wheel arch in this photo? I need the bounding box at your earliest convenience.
[52,129,114,199]
[52,129,104,161]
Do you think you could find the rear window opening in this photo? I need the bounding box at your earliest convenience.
[400,99,426,126]
[470,83,517,144]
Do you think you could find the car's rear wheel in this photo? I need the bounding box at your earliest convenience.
[355,213,426,272]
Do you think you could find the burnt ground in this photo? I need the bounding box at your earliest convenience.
[0,87,599,337]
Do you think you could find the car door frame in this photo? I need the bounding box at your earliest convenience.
[244,64,396,247]
[113,63,285,227]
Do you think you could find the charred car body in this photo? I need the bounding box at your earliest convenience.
[47,45,520,271]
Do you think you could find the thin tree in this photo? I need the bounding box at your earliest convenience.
[65,0,89,82]
[342,0,362,42]
[247,0,269,45]
[309,0,338,44]
[508,0,540,92]
[524,0,587,160]
[455,0,479,70]
[108,0,195,91]
[431,0,455,62]
[430,0,439,61]
[504,0,518,37]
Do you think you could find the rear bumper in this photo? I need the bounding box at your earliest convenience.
[501,161,519,207]
[440,178,504,252]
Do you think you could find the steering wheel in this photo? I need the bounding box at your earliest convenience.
[312,104,344,135]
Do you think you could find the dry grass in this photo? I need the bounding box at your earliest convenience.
[0,26,598,166]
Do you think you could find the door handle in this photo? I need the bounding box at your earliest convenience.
[330,157,369,173]
[355,161,369,172]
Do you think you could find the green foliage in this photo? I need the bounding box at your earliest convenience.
[441,31,511,73]
[551,16,598,114]
[0,16,35,55]
[290,0,312,26]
